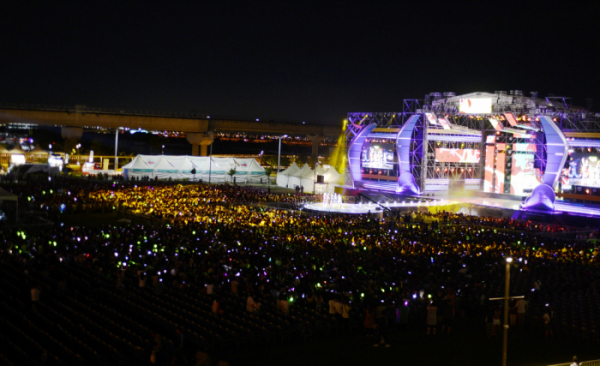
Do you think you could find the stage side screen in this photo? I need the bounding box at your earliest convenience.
[509,143,540,195]
[495,144,506,194]
[483,145,496,193]
[562,153,600,190]
[361,142,396,170]
[435,148,480,163]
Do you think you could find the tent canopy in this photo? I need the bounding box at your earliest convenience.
[0,187,17,202]
[30,144,49,155]
[122,155,265,181]
[9,145,26,154]
[290,164,312,178]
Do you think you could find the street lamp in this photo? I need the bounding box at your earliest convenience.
[277,135,288,175]
[489,257,522,366]
[503,257,513,366]
[208,131,214,184]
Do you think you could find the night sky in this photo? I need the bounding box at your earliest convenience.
[1,1,599,125]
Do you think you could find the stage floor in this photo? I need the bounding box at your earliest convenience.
[449,196,600,217]
[352,181,600,218]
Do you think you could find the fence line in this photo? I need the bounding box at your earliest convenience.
[549,360,600,366]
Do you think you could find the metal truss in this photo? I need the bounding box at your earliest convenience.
[346,112,403,146]
[402,100,423,123]
[347,92,600,192]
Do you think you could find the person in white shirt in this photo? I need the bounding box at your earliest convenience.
[514,298,527,330]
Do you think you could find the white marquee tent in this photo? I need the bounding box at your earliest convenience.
[287,164,313,189]
[275,162,300,187]
[322,167,343,193]
[122,155,266,182]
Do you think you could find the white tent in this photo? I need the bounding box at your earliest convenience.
[123,155,265,182]
[288,164,313,189]
[234,158,269,183]
[154,156,183,179]
[187,156,225,182]
[276,162,300,187]
[315,165,328,176]
[124,155,161,178]
[178,156,200,181]
[323,167,343,193]
[300,164,329,192]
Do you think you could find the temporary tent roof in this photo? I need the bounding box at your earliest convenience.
[0,187,17,202]
[276,162,300,187]
[123,155,266,182]
[153,156,182,178]
[9,145,26,154]
[315,165,328,176]
[288,164,313,188]
[322,167,343,193]
[233,158,268,182]
[30,144,49,155]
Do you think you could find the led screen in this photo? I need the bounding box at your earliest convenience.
[483,145,496,193]
[495,144,506,194]
[562,153,600,189]
[510,153,540,195]
[459,98,492,114]
[361,143,395,170]
[435,148,480,163]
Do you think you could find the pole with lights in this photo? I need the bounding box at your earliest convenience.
[277,135,288,176]
[489,257,523,366]
[208,131,214,184]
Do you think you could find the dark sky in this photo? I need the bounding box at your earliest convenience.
[1,1,599,125]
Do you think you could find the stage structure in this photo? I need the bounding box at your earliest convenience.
[346,91,600,212]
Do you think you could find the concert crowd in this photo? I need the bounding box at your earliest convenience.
[1,177,598,365]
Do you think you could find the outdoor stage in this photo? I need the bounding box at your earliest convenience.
[337,90,600,226]
[303,184,600,227]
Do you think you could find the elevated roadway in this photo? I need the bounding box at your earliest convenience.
[0,106,341,158]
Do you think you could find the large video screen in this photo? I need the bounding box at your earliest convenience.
[361,143,395,170]
[562,153,600,189]
[510,153,541,195]
[483,145,496,193]
[435,148,480,163]
[459,98,492,114]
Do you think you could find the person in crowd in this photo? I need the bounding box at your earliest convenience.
[515,297,528,331]
[1,176,599,364]
[364,305,376,337]
[31,284,41,304]
[374,308,390,347]
[543,305,554,339]
[426,301,437,336]
[571,356,580,366]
